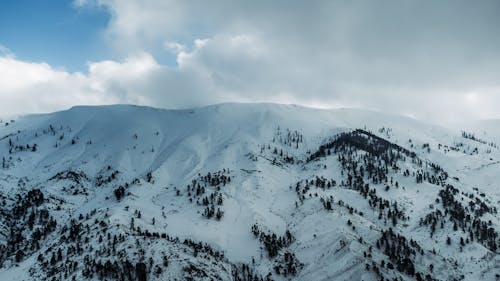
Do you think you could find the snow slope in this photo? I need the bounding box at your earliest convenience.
[0,103,498,281]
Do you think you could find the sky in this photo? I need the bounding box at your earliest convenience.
[0,0,499,125]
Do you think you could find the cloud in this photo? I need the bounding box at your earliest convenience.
[3,0,500,124]
[0,45,15,59]
[0,53,160,115]
[164,41,186,54]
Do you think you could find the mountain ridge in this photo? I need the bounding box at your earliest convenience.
[0,103,498,281]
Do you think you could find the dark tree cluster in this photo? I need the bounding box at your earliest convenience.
[178,238,230,280]
[1,123,80,168]
[461,131,497,148]
[272,146,296,164]
[7,138,37,154]
[271,127,303,149]
[89,260,148,281]
[289,166,409,229]
[308,129,416,161]
[335,200,365,218]
[113,177,141,201]
[114,186,126,201]
[47,124,57,136]
[37,209,184,281]
[259,143,299,166]
[1,155,13,169]
[145,172,153,183]
[49,170,90,196]
[49,170,89,185]
[457,141,479,155]
[184,169,230,220]
[95,165,120,187]
[437,143,462,154]
[443,140,485,155]
[301,129,461,230]
[0,189,57,266]
[251,224,301,278]
[310,129,448,185]
[420,209,444,238]
[179,237,236,281]
[421,143,431,153]
[231,263,271,281]
[321,196,335,210]
[251,224,294,258]
[182,238,226,264]
[367,192,407,227]
[422,184,499,252]
[377,126,393,138]
[273,251,302,277]
[258,127,305,166]
[197,169,231,187]
[300,130,457,279]
[376,228,428,279]
[466,188,497,217]
[39,124,76,149]
[201,198,224,220]
[292,176,336,201]
[340,170,407,226]
[308,153,409,226]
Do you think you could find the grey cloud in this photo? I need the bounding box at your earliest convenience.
[3,0,500,124]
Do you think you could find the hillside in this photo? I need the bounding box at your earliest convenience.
[0,103,498,281]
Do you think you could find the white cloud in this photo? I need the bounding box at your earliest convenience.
[88,52,159,82]
[3,30,500,124]
[0,52,163,115]
[164,41,186,54]
[0,45,15,59]
[4,0,500,123]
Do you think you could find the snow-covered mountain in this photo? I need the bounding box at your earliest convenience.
[0,103,498,281]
